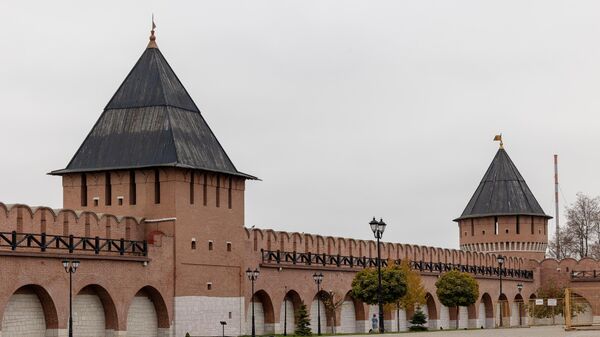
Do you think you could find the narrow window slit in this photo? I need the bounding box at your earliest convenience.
[105,172,112,206]
[216,175,221,208]
[154,169,161,204]
[81,173,88,207]
[129,170,136,205]
[203,174,208,206]
[190,171,195,204]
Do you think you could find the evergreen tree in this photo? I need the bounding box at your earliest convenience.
[295,302,312,336]
[409,308,428,331]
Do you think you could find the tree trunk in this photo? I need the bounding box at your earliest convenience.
[456,306,460,329]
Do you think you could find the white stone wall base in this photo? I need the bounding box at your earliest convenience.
[127,296,159,337]
[52,329,68,337]
[2,293,46,337]
[509,303,519,326]
[458,306,468,329]
[46,329,61,337]
[356,320,368,333]
[428,319,438,329]
[477,302,493,329]
[439,306,450,329]
[383,319,393,332]
[468,319,477,328]
[264,323,275,334]
[594,316,600,324]
[398,309,408,331]
[277,300,296,334]
[158,327,172,337]
[175,296,244,337]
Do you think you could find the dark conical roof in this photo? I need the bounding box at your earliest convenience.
[454,147,550,221]
[51,39,255,179]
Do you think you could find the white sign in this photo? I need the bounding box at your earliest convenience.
[548,298,557,306]
[535,299,544,305]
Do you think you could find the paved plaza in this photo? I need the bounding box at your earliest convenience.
[345,326,600,337]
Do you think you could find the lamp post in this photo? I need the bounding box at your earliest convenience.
[246,268,260,337]
[62,259,80,337]
[517,283,523,326]
[312,272,324,336]
[220,321,227,337]
[497,255,505,328]
[370,217,387,334]
[284,285,288,336]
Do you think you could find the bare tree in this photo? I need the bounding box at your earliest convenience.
[548,225,578,259]
[565,193,600,258]
[322,290,344,334]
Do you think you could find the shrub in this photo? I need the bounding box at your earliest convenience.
[408,308,428,331]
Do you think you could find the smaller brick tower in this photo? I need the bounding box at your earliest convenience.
[455,142,551,261]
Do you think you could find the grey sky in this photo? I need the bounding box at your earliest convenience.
[1,1,599,249]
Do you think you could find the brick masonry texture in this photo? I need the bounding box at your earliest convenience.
[2,35,600,336]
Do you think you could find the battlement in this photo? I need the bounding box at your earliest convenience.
[245,227,530,271]
[0,201,179,263]
[0,202,145,241]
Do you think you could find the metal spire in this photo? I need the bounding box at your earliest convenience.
[148,14,158,49]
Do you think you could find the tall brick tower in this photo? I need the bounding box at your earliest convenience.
[454,142,551,261]
[51,28,256,336]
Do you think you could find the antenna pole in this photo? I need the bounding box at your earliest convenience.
[554,154,560,259]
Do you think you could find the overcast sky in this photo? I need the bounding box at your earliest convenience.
[1,1,599,249]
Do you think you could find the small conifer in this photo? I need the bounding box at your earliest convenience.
[295,302,312,336]
[409,307,428,331]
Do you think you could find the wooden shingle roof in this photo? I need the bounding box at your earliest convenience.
[51,38,255,179]
[454,148,550,221]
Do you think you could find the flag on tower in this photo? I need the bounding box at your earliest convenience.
[493,134,503,148]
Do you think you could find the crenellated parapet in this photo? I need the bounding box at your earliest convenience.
[0,202,145,241]
[537,257,600,284]
[244,227,528,271]
[0,201,177,261]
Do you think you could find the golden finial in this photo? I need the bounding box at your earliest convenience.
[148,14,158,49]
[493,134,504,149]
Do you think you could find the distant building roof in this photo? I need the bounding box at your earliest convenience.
[51,34,256,179]
[454,148,551,221]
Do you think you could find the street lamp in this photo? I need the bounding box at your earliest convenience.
[312,272,324,336]
[517,283,523,326]
[220,321,227,337]
[62,259,80,337]
[284,285,288,336]
[246,268,260,337]
[497,255,505,327]
[370,217,386,333]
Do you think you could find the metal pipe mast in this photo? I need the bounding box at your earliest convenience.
[554,154,560,259]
